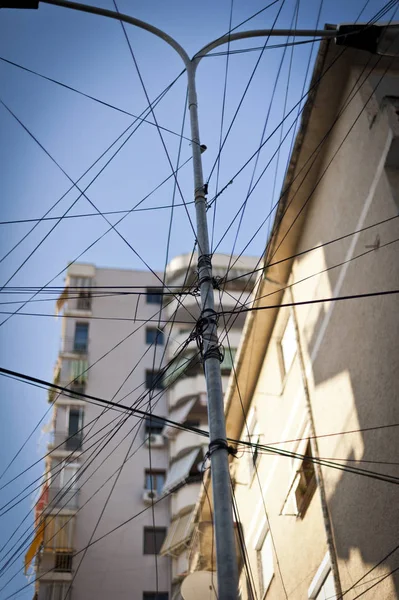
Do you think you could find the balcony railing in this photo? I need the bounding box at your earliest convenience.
[49,432,83,452]
[46,487,80,511]
[60,337,88,355]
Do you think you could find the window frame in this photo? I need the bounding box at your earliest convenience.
[145,369,164,390]
[308,553,333,599]
[144,469,166,494]
[143,526,167,555]
[73,322,89,353]
[146,288,163,305]
[256,529,274,597]
[145,327,164,346]
[279,313,297,377]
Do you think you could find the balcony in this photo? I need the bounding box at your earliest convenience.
[60,337,88,356]
[46,487,80,512]
[48,432,83,453]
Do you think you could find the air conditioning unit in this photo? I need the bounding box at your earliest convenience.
[143,489,159,504]
[145,434,165,448]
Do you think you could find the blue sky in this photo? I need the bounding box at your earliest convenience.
[0,0,393,597]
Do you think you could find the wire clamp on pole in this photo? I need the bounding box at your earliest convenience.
[207,438,238,459]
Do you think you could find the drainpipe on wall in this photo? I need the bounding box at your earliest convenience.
[289,285,343,599]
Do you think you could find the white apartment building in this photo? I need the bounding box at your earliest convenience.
[26,253,256,600]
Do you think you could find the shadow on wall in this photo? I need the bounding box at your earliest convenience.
[309,274,399,598]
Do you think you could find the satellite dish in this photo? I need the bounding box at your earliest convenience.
[181,571,218,600]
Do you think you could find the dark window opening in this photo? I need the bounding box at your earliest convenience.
[73,323,89,353]
[144,416,164,435]
[146,328,164,346]
[67,408,83,450]
[146,288,162,304]
[54,552,73,573]
[143,527,167,554]
[145,370,164,390]
[295,441,316,517]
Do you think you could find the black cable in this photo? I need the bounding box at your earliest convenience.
[220,288,399,317]
[219,295,288,598]
[350,566,399,599]
[0,337,197,582]
[0,199,196,226]
[206,0,287,186]
[223,213,399,286]
[0,99,198,326]
[0,71,184,268]
[211,0,234,251]
[0,56,193,143]
[229,474,258,599]
[4,367,399,488]
[203,37,324,57]
[337,542,399,598]
[0,311,194,324]
[1,488,175,600]
[234,235,399,316]
[112,0,197,255]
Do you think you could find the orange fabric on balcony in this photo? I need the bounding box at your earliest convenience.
[24,521,44,574]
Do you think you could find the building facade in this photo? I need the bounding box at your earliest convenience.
[186,40,399,600]
[158,253,256,598]
[27,263,171,600]
[26,253,256,600]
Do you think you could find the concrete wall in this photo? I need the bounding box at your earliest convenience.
[231,52,399,599]
[62,266,171,600]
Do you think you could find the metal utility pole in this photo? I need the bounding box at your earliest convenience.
[5,1,395,595]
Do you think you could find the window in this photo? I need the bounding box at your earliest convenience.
[146,327,164,346]
[308,554,335,599]
[67,407,84,450]
[247,417,261,480]
[73,323,89,353]
[58,461,78,489]
[43,583,71,600]
[143,527,167,554]
[313,571,335,600]
[54,552,73,572]
[43,515,75,551]
[145,369,164,390]
[143,594,168,600]
[220,347,237,376]
[70,277,92,311]
[257,531,274,595]
[146,288,162,304]
[145,470,166,494]
[294,441,316,517]
[144,416,164,435]
[280,314,297,375]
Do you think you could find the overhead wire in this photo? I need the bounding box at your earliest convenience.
[206,0,287,187]
[211,0,234,250]
[0,56,193,144]
[0,99,198,326]
[219,291,288,599]
[3,367,399,487]
[0,70,186,268]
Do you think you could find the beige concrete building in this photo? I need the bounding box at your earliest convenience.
[25,254,256,600]
[186,38,399,599]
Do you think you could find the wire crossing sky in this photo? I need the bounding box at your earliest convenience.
[0,1,397,598]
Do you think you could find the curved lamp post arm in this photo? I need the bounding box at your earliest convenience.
[194,27,336,60]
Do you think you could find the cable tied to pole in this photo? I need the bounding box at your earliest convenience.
[206,438,238,460]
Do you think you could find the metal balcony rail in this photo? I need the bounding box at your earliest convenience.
[60,337,89,354]
[49,432,83,452]
[47,487,80,511]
